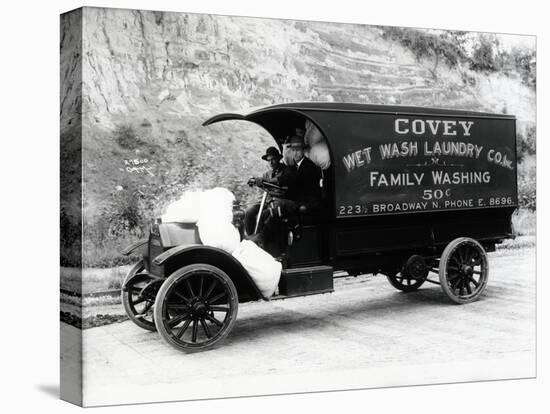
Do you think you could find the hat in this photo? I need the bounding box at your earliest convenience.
[285,128,307,148]
[285,135,306,148]
[261,146,282,161]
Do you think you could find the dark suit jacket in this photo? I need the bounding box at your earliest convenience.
[284,157,322,208]
[260,163,292,198]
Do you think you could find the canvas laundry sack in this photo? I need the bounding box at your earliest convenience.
[198,187,235,224]
[232,240,282,297]
[197,221,241,254]
[161,190,204,223]
[305,119,324,146]
[308,141,331,170]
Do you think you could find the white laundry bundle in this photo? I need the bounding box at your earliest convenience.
[304,119,331,170]
[195,188,238,253]
[161,190,204,223]
[197,220,240,254]
[308,140,331,170]
[161,187,235,224]
[161,188,282,296]
[232,240,282,297]
[198,187,235,224]
[304,119,324,146]
[161,187,239,253]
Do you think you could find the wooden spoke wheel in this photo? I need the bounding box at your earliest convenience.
[386,255,427,292]
[386,269,426,292]
[153,264,238,352]
[439,237,489,304]
[121,261,159,331]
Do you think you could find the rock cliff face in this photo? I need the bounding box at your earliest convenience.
[60,7,535,218]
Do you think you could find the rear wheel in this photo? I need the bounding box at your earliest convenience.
[386,270,425,292]
[386,255,427,292]
[154,264,238,352]
[439,237,489,304]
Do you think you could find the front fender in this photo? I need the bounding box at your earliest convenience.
[122,239,148,256]
[121,272,152,292]
[154,245,266,302]
[153,244,201,266]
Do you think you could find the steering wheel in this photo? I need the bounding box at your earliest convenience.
[261,181,286,192]
[249,180,288,234]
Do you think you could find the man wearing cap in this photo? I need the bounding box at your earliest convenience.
[244,146,292,235]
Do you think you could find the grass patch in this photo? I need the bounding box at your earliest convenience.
[496,235,535,252]
[61,266,131,294]
[82,231,143,268]
[60,311,128,329]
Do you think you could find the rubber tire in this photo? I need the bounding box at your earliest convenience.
[121,261,157,332]
[439,237,489,304]
[153,264,239,352]
[386,270,426,292]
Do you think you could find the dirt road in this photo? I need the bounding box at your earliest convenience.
[62,246,536,406]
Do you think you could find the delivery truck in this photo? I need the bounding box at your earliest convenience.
[121,102,517,351]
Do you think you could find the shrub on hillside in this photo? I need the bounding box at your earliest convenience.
[513,48,536,88]
[512,209,536,236]
[382,28,535,89]
[517,126,536,163]
[500,47,536,88]
[517,155,536,211]
[470,35,498,72]
[115,124,145,150]
[82,225,141,268]
[82,187,150,267]
[382,27,467,69]
[104,188,147,238]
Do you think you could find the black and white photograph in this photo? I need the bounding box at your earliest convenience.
[57,1,538,409]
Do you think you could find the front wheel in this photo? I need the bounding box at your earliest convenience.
[439,237,489,304]
[153,264,239,352]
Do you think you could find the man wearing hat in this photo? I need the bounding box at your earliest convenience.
[283,131,322,211]
[245,131,323,248]
[244,146,292,235]
[256,130,322,242]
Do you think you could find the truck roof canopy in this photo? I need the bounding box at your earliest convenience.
[203,102,515,123]
[202,102,515,150]
[203,102,517,218]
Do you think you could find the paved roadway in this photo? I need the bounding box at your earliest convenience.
[61,246,536,406]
